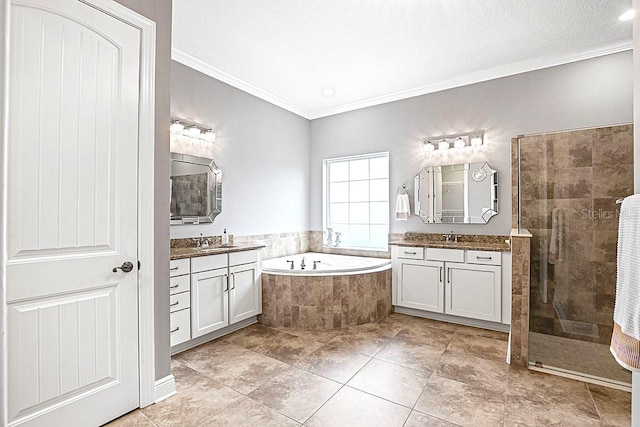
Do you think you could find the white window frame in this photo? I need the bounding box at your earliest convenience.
[322,151,389,251]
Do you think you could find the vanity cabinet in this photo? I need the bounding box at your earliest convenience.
[169,258,192,347]
[392,246,504,324]
[191,265,229,337]
[190,250,261,339]
[397,260,444,312]
[445,262,501,322]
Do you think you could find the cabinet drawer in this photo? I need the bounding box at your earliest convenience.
[467,250,501,266]
[170,308,191,347]
[170,258,190,277]
[229,249,258,266]
[170,275,190,295]
[426,248,464,263]
[191,253,227,273]
[397,247,424,260]
[170,291,190,313]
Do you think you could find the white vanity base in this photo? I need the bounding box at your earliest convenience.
[394,306,510,333]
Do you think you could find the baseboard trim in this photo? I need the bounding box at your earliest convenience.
[393,306,510,333]
[154,375,176,404]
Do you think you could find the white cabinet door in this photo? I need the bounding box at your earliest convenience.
[229,262,261,324]
[397,260,444,313]
[445,263,501,322]
[191,267,229,337]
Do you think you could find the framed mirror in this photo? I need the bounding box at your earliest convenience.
[414,161,497,224]
[170,152,222,225]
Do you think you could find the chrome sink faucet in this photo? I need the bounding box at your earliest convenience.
[193,233,210,249]
[443,231,462,243]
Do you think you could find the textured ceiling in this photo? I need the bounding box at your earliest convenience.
[172,0,633,119]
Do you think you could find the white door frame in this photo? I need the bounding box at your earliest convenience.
[0,0,158,422]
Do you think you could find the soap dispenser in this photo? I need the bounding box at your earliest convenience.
[222,228,229,246]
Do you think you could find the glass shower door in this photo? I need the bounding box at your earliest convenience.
[518,124,633,386]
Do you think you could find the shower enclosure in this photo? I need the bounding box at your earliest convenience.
[517,124,633,387]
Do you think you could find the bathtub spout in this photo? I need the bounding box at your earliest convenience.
[286,260,294,269]
[313,260,321,270]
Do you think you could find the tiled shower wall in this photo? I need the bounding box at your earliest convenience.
[518,124,633,345]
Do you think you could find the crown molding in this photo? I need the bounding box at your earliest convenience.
[307,39,633,119]
[173,38,632,121]
[171,48,312,119]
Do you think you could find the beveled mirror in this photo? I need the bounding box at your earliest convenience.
[170,153,222,225]
[414,161,497,224]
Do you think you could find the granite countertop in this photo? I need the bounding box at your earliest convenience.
[170,244,265,260]
[389,232,511,252]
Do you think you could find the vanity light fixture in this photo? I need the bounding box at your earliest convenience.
[422,132,484,155]
[170,118,217,143]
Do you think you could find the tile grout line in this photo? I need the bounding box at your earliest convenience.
[585,382,605,424]
[138,410,159,427]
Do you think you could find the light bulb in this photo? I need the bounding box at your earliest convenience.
[438,140,449,151]
[187,126,201,138]
[619,9,636,21]
[471,136,483,147]
[170,121,184,133]
[203,130,216,142]
[424,141,435,152]
[454,137,466,149]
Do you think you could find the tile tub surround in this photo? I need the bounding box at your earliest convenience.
[109,314,631,426]
[389,232,511,252]
[308,230,392,258]
[259,269,393,329]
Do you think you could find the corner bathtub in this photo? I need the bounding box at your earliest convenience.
[259,252,392,329]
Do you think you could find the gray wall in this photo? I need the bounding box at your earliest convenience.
[310,51,634,236]
[114,0,172,381]
[170,61,311,239]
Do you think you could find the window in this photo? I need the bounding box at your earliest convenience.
[323,152,389,250]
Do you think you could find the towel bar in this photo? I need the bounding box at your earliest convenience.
[616,197,630,205]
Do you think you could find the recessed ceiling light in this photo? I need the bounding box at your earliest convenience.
[321,87,335,97]
[619,9,636,21]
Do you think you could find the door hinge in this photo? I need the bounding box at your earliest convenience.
[138,260,141,270]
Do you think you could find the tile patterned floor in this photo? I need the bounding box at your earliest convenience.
[108,314,631,427]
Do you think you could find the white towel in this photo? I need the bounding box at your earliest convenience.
[611,194,640,371]
[395,193,410,221]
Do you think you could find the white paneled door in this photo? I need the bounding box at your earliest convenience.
[7,0,141,425]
